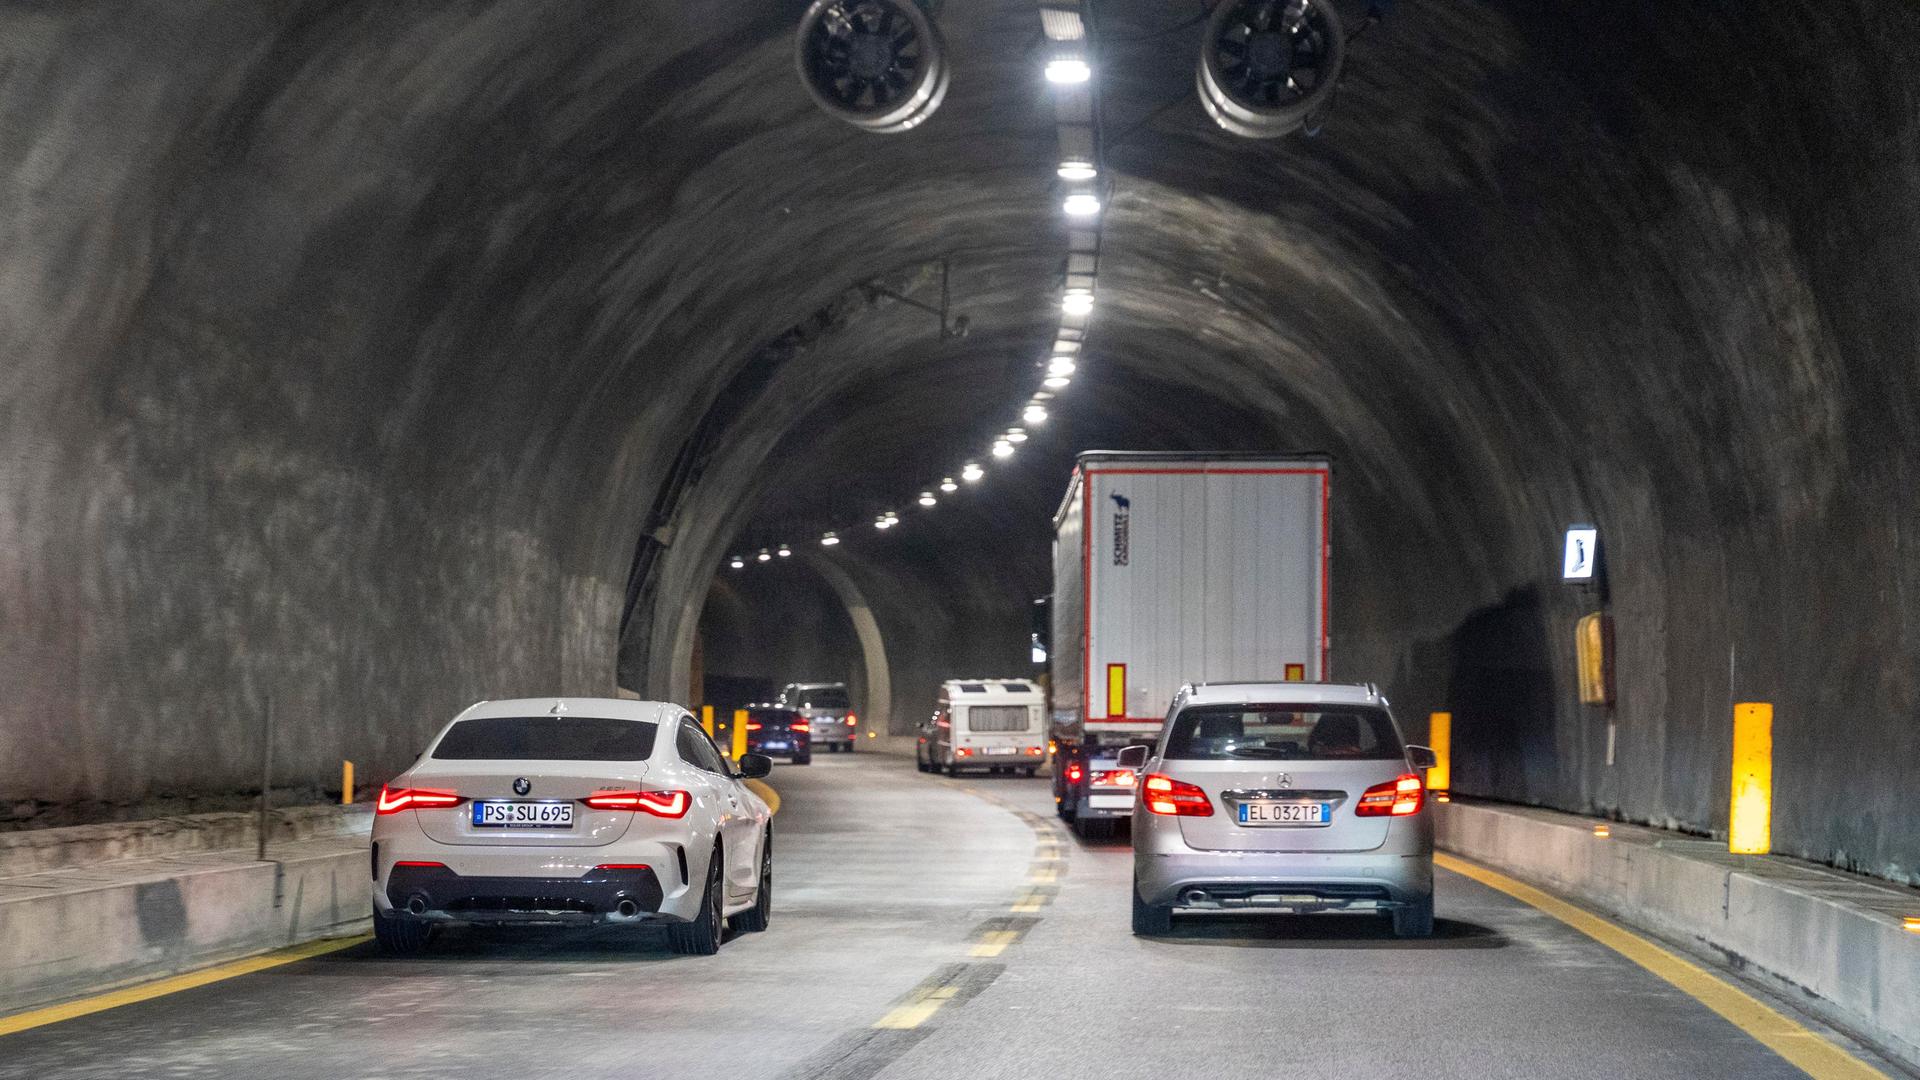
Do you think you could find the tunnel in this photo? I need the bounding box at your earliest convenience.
[2,1,1919,1072]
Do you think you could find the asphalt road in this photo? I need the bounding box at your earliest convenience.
[0,753,1877,1079]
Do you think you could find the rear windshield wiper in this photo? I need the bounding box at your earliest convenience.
[1224,745,1294,759]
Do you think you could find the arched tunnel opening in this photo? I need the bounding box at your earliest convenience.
[3,0,1920,1069]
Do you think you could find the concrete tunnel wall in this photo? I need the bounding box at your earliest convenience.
[1,0,1916,888]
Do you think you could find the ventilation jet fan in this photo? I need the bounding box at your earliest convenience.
[1197,0,1346,139]
[796,0,951,133]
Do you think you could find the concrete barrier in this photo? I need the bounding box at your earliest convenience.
[0,804,368,877]
[0,828,369,1015]
[1439,799,1920,1070]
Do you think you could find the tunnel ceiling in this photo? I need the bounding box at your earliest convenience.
[5,0,1919,884]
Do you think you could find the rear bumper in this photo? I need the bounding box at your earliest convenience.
[1134,849,1433,910]
[383,862,666,925]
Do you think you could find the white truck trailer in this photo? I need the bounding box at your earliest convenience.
[1049,451,1332,838]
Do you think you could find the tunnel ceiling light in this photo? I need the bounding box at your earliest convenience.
[875,516,895,530]
[820,531,840,546]
[991,440,1015,458]
[962,462,985,482]
[1043,375,1072,389]
[1006,428,1029,444]
[1057,160,1098,182]
[1023,404,1048,424]
[1062,290,1094,316]
[757,548,772,562]
[918,491,937,507]
[939,477,958,493]
[1048,356,1076,376]
[729,556,746,569]
[1045,57,1091,84]
[1062,193,1102,217]
[777,544,792,558]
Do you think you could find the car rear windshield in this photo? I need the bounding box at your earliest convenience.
[431,717,658,761]
[749,708,803,727]
[1164,706,1403,761]
[795,686,850,709]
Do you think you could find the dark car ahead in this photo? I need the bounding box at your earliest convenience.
[744,706,812,765]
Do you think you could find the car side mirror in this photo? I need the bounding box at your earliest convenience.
[738,753,774,779]
[1116,745,1149,770]
[1405,745,1438,771]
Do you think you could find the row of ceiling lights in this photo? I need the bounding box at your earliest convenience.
[733,2,1106,572]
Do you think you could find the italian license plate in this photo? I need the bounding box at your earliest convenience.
[472,800,574,829]
[762,741,789,751]
[984,746,1018,756]
[1238,801,1329,826]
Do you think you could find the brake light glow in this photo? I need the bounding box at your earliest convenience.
[375,786,462,815]
[1092,769,1136,788]
[956,748,973,758]
[845,716,858,727]
[593,863,651,871]
[392,860,446,868]
[582,790,692,818]
[1064,762,1084,784]
[1355,773,1425,817]
[791,721,810,733]
[1142,774,1213,816]
[1025,746,1044,756]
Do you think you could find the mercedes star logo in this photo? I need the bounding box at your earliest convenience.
[1275,773,1293,789]
[513,777,531,796]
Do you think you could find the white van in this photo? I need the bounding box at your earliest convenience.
[916,679,1047,777]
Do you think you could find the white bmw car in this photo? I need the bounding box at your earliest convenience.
[370,698,774,955]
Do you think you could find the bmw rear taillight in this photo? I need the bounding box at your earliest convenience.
[1092,769,1136,788]
[1354,774,1425,817]
[745,722,763,731]
[791,721,810,733]
[583,790,691,818]
[1142,774,1213,816]
[375,786,462,814]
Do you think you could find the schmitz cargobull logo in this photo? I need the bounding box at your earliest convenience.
[1110,492,1130,566]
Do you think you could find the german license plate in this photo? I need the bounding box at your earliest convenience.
[762,741,789,751]
[472,800,574,828]
[1238,801,1329,826]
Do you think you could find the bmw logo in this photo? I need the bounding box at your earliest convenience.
[513,777,531,796]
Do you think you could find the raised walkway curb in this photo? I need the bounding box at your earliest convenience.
[1438,799,1920,1070]
[0,819,370,1015]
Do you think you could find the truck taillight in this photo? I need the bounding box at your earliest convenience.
[582,790,691,818]
[375,786,462,814]
[1064,762,1084,784]
[1354,774,1425,817]
[845,714,858,727]
[1025,747,1044,756]
[1142,774,1213,816]
[956,748,973,758]
[1092,769,1135,788]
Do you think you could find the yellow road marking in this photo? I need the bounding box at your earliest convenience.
[970,930,1020,958]
[1027,866,1058,884]
[745,779,780,815]
[873,985,958,1029]
[1011,888,1052,913]
[0,934,370,1038]
[1437,854,1886,1080]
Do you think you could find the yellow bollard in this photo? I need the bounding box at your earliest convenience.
[1729,703,1773,855]
[732,709,749,760]
[1427,712,1451,794]
[701,705,715,737]
[341,760,354,805]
